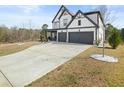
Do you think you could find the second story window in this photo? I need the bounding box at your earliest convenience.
[53,21,59,28]
[78,20,81,26]
[63,19,68,26]
[54,22,57,28]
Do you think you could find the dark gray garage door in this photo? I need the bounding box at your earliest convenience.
[69,32,94,44]
[58,32,66,42]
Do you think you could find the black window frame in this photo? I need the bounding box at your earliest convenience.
[78,20,81,26]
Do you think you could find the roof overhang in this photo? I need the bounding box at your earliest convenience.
[47,29,58,32]
[48,26,96,31]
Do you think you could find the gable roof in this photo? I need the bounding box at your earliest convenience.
[52,5,105,27]
[58,9,73,19]
[66,10,98,28]
[84,11,105,27]
[52,5,73,23]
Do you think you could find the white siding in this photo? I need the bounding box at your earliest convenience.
[57,28,95,32]
[57,29,66,32]
[52,7,64,29]
[60,11,72,28]
[98,16,105,46]
[52,21,59,29]
[87,14,97,25]
[54,7,64,22]
[52,8,72,29]
[54,7,105,45]
[68,16,95,28]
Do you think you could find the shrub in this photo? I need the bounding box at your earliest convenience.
[108,28,121,49]
[40,24,48,42]
[121,28,124,42]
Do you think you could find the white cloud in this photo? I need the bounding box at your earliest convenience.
[0,5,52,29]
[16,5,41,14]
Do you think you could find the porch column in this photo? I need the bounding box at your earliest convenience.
[51,32,52,40]
[57,31,58,42]
[93,30,96,45]
[66,29,69,42]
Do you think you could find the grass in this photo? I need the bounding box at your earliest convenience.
[28,45,124,87]
[0,41,40,56]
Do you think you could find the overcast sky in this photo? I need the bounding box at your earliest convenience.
[0,5,123,29]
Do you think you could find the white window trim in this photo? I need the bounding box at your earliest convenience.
[63,19,68,26]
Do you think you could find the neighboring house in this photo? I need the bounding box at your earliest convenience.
[48,5,105,45]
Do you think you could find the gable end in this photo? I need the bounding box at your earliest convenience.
[52,5,65,23]
[52,5,73,23]
[66,10,98,28]
[85,11,105,27]
[58,9,73,20]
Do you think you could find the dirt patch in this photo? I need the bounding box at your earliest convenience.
[0,42,40,56]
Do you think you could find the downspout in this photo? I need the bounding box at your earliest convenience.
[57,31,58,42]
[93,28,96,45]
[66,29,69,42]
[95,27,97,45]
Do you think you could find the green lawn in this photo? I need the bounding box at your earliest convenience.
[28,45,124,87]
[0,42,40,56]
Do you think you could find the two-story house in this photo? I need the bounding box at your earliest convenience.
[48,5,105,45]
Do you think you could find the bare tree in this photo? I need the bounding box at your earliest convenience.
[94,5,115,24]
[0,24,40,43]
[94,5,117,57]
[28,19,32,30]
[94,5,117,40]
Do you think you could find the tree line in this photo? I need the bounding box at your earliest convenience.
[0,25,40,43]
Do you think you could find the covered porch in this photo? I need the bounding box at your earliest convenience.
[47,29,57,41]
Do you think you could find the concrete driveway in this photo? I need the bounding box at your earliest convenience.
[0,42,92,87]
